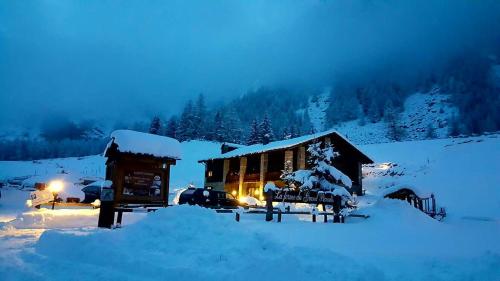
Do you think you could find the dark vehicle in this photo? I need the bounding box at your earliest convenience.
[81,183,102,203]
[178,188,246,208]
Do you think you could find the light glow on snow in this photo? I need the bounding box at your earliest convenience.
[48,180,64,194]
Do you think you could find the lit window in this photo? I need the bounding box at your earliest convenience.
[208,171,213,177]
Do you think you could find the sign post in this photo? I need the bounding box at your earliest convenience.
[265,189,273,222]
[98,187,115,228]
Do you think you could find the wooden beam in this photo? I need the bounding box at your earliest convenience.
[259,153,268,193]
[222,159,229,189]
[298,146,306,170]
[238,157,247,198]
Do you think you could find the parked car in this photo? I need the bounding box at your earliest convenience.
[81,181,104,203]
[178,188,246,208]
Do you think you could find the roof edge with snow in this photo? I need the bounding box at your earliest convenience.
[199,129,373,163]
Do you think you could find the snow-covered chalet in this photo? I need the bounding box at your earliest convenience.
[199,129,374,199]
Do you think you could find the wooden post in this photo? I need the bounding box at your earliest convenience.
[333,214,340,223]
[98,187,115,228]
[323,214,328,223]
[116,210,123,225]
[265,189,273,222]
[277,209,282,223]
[259,153,268,193]
[312,214,316,222]
[238,157,247,198]
[298,146,306,170]
[222,159,230,188]
[235,212,240,222]
[431,194,436,214]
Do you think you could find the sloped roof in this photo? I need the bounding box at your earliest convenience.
[200,129,373,163]
[105,130,181,160]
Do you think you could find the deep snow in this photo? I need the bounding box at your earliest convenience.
[0,135,499,281]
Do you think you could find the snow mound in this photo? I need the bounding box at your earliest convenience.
[12,206,382,281]
[106,129,181,159]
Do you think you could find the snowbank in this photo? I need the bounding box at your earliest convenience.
[2,204,499,281]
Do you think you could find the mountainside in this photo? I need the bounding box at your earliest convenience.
[308,87,458,144]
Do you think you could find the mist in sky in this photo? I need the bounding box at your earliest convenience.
[1,0,499,131]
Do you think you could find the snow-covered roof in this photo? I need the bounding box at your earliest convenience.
[200,129,372,163]
[105,130,181,160]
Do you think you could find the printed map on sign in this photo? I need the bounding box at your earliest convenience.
[123,170,163,198]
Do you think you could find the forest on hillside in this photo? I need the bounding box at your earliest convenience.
[0,51,499,160]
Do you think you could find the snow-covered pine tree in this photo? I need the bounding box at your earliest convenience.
[290,125,299,138]
[193,93,207,139]
[213,111,225,142]
[247,118,261,145]
[426,124,437,139]
[281,127,291,140]
[285,141,352,198]
[384,100,405,141]
[259,113,274,144]
[149,116,161,135]
[280,159,294,187]
[225,108,243,144]
[177,100,195,141]
[165,116,178,139]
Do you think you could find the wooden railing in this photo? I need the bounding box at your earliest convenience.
[386,190,446,220]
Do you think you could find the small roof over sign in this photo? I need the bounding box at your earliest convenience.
[105,130,181,160]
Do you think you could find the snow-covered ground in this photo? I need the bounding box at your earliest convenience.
[1,135,499,280]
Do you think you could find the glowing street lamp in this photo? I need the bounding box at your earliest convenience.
[48,180,64,210]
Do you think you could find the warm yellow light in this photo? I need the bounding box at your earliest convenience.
[254,189,260,196]
[48,180,64,194]
[231,190,237,197]
[379,163,391,170]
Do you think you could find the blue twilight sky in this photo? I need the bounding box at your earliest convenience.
[0,0,499,131]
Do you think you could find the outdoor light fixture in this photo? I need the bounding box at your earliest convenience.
[379,163,391,170]
[231,190,237,197]
[48,180,64,210]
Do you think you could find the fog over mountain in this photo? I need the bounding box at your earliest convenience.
[1,0,499,131]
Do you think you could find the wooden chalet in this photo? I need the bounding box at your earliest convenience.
[199,129,373,199]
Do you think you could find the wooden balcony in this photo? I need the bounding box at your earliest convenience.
[265,171,282,181]
[244,172,260,182]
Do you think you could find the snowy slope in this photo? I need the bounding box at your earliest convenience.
[1,135,499,281]
[307,88,330,132]
[340,88,456,144]
[362,134,500,219]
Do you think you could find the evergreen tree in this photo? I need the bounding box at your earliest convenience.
[282,127,291,140]
[165,116,178,139]
[177,100,195,141]
[213,111,225,142]
[425,124,437,139]
[193,93,207,139]
[290,125,299,138]
[384,101,405,141]
[247,118,261,145]
[225,108,243,143]
[281,141,352,204]
[259,113,275,145]
[149,116,161,135]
